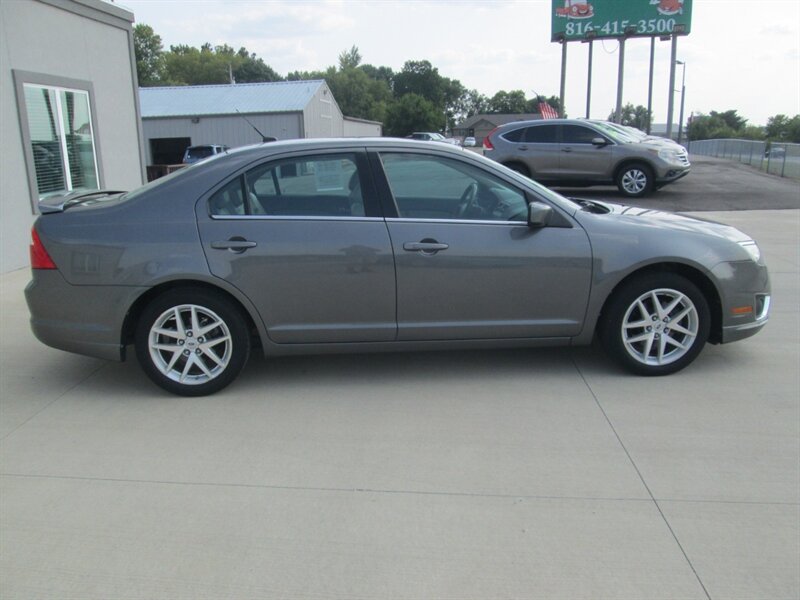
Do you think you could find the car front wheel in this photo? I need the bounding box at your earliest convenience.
[600,273,710,375]
[135,288,250,396]
[616,163,654,197]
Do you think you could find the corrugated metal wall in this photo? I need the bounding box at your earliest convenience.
[142,113,303,164]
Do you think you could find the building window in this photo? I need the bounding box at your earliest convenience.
[22,83,99,199]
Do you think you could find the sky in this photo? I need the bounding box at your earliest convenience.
[117,0,800,127]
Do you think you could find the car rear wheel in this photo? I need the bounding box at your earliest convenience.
[135,288,250,396]
[600,273,710,375]
[616,163,654,197]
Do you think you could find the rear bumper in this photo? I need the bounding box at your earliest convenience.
[25,270,145,361]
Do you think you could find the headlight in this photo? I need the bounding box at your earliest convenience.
[739,240,761,262]
[658,147,683,163]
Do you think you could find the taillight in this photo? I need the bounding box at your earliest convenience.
[30,228,57,270]
[483,127,499,150]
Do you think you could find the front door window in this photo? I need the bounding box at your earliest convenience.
[380,153,528,222]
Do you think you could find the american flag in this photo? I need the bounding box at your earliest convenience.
[538,101,559,119]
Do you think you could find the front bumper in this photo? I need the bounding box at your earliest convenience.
[721,293,770,343]
[712,260,771,344]
[655,166,690,186]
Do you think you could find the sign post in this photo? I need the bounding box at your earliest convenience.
[551,0,692,125]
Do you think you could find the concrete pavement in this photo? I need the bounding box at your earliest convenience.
[1,209,798,599]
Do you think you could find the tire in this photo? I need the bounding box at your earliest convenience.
[616,162,654,198]
[600,273,710,376]
[504,162,530,177]
[135,288,250,396]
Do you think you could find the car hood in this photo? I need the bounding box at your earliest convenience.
[576,200,752,243]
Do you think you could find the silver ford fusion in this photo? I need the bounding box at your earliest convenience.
[26,139,770,396]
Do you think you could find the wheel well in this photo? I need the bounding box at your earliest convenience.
[613,159,655,182]
[121,280,261,351]
[597,263,723,344]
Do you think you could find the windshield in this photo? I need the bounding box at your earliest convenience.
[589,121,638,144]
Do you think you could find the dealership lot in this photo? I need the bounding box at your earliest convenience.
[1,164,798,597]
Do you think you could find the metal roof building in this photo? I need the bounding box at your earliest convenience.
[139,80,381,166]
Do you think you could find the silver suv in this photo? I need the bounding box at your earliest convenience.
[182,144,230,165]
[483,119,690,197]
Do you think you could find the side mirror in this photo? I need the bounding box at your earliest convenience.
[591,137,607,147]
[527,201,552,228]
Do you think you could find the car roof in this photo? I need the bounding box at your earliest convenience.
[498,119,593,130]
[219,137,467,161]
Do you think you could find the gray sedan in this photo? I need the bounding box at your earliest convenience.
[26,139,770,395]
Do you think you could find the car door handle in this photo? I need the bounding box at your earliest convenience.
[403,241,449,253]
[518,146,529,151]
[561,147,573,153]
[211,238,257,253]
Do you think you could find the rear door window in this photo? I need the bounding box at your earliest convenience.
[215,153,366,217]
[525,125,559,143]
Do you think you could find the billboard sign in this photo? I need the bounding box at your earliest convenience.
[551,0,693,42]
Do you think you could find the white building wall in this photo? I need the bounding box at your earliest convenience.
[0,0,144,272]
[343,118,382,137]
[303,82,344,138]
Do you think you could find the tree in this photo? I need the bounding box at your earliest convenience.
[686,113,735,141]
[133,24,164,86]
[488,90,527,114]
[359,64,394,88]
[608,103,651,130]
[393,60,445,107]
[766,114,800,142]
[462,89,490,118]
[710,109,747,132]
[326,66,393,123]
[441,77,467,131]
[233,48,283,83]
[161,44,230,85]
[385,93,443,137]
[338,45,362,70]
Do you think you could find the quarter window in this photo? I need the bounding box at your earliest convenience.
[501,128,526,143]
[380,153,528,222]
[22,84,99,199]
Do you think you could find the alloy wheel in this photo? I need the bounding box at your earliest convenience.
[621,168,648,195]
[621,288,699,366]
[148,304,232,385]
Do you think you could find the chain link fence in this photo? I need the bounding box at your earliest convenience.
[687,139,800,179]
